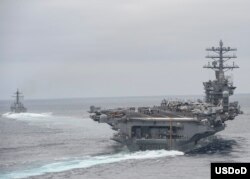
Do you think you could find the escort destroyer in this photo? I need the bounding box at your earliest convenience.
[10,89,27,113]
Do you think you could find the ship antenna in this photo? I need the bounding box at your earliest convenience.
[204,40,238,80]
[16,89,19,104]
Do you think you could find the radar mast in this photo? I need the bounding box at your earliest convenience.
[13,89,23,105]
[203,40,239,111]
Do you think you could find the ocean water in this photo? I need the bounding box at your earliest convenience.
[0,95,249,179]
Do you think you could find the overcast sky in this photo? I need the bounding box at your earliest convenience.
[0,0,249,100]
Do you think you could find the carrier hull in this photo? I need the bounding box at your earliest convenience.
[111,117,225,151]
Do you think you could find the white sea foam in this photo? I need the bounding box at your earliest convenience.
[1,150,184,179]
[2,112,52,120]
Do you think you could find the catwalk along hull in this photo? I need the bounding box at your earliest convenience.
[114,118,225,152]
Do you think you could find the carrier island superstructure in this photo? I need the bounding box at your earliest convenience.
[89,41,242,151]
[10,89,27,113]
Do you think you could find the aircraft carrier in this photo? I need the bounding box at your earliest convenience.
[89,41,242,151]
[10,89,27,113]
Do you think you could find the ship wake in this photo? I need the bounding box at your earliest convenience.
[2,112,52,120]
[1,150,184,179]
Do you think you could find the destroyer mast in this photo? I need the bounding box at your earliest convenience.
[10,89,27,113]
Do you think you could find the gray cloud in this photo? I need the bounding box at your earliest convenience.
[0,0,249,99]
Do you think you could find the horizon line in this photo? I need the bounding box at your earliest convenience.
[0,92,249,101]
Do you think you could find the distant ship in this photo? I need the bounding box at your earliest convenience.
[89,41,242,152]
[10,89,27,113]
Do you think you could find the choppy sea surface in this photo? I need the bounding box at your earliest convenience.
[0,95,249,179]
